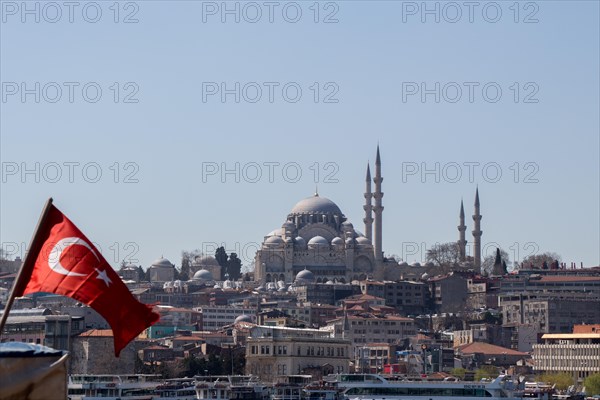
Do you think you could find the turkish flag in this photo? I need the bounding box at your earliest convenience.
[13,203,159,356]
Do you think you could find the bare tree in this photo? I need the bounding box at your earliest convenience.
[522,252,561,269]
[425,242,461,266]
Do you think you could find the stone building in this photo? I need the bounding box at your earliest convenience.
[254,147,385,284]
[245,325,350,382]
[70,329,150,374]
[148,257,175,283]
[191,255,222,282]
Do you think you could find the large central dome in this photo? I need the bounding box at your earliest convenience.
[290,194,343,215]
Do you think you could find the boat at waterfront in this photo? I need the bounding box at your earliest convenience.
[68,374,161,400]
[154,378,197,399]
[325,373,553,400]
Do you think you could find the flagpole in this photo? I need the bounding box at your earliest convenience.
[0,197,54,335]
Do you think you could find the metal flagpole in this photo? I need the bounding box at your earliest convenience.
[0,198,54,335]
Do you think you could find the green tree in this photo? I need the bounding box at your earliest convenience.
[227,253,242,281]
[451,368,466,379]
[584,373,600,396]
[474,365,499,381]
[137,266,145,282]
[215,247,228,279]
[539,372,573,390]
[482,248,511,275]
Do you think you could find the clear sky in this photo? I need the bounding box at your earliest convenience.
[1,0,598,271]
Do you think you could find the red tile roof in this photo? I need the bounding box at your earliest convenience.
[79,329,114,337]
[457,342,528,356]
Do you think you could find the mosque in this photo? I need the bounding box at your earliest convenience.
[144,146,483,285]
[253,146,484,284]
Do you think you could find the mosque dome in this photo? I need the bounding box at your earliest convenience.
[399,261,409,267]
[294,236,307,249]
[265,235,285,248]
[151,257,173,269]
[282,221,295,230]
[290,194,343,215]
[295,269,315,283]
[356,236,372,246]
[308,236,329,249]
[192,255,219,267]
[266,228,284,237]
[193,269,213,281]
[235,314,253,324]
[411,262,422,267]
[331,237,344,249]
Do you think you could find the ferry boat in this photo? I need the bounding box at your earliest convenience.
[326,373,551,400]
[153,378,197,399]
[195,375,270,400]
[68,374,161,400]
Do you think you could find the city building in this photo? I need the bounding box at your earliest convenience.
[428,272,469,313]
[195,306,256,331]
[499,293,600,333]
[533,324,600,382]
[245,325,350,382]
[360,280,429,315]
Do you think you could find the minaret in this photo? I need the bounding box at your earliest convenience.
[472,187,483,272]
[458,199,467,262]
[373,146,384,262]
[363,164,373,241]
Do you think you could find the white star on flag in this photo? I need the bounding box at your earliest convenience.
[95,268,112,287]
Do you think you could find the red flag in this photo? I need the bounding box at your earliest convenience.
[12,202,159,356]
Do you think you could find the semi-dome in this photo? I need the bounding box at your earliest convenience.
[234,314,253,324]
[193,269,213,281]
[295,268,315,283]
[331,237,344,249]
[265,235,285,248]
[151,257,173,269]
[356,236,372,246]
[290,194,343,215]
[294,236,307,249]
[308,236,329,249]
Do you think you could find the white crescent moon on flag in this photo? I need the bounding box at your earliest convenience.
[48,237,100,277]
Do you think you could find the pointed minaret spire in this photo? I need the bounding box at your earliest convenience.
[363,163,373,241]
[472,187,483,272]
[373,145,384,262]
[458,199,467,262]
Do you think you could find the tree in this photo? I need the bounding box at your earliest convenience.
[227,253,242,281]
[522,252,561,269]
[474,365,499,381]
[584,373,600,396]
[482,248,510,276]
[215,247,228,279]
[451,367,466,379]
[539,372,573,390]
[426,242,461,266]
[137,266,145,282]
